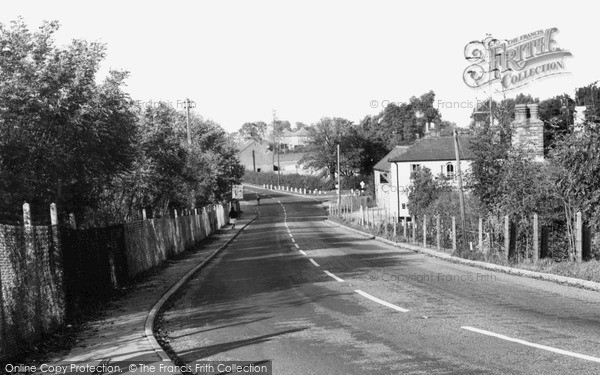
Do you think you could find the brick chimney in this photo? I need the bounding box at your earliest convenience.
[511,103,544,161]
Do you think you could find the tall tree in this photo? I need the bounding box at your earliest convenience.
[239,121,267,142]
[301,117,353,179]
[0,19,137,219]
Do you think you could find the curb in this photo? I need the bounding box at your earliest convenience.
[144,214,259,361]
[326,219,600,293]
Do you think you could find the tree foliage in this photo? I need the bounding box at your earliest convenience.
[407,167,450,219]
[239,121,267,142]
[0,19,243,225]
[0,19,137,219]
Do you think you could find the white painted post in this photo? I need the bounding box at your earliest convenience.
[50,203,58,226]
[23,202,31,227]
[142,209,147,220]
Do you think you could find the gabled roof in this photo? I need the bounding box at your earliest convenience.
[373,146,411,171]
[388,136,474,163]
[294,128,310,136]
[280,128,310,137]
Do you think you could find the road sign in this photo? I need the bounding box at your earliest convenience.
[232,185,244,199]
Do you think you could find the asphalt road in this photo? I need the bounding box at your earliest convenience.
[162,187,600,374]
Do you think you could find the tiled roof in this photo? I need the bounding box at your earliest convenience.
[388,136,474,162]
[373,146,411,171]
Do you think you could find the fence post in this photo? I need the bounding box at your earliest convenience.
[403,218,407,239]
[533,213,539,262]
[504,215,510,260]
[436,215,441,250]
[412,216,416,243]
[69,213,77,229]
[23,202,31,227]
[50,203,58,226]
[478,217,483,253]
[142,209,147,220]
[423,214,427,247]
[575,211,582,262]
[393,213,397,241]
[452,216,457,252]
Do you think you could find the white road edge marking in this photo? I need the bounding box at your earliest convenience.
[461,326,600,363]
[355,290,409,312]
[299,250,307,256]
[309,258,320,267]
[294,244,300,248]
[324,270,344,282]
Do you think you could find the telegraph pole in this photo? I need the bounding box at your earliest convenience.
[453,130,467,251]
[185,98,192,146]
[273,110,281,187]
[337,144,341,216]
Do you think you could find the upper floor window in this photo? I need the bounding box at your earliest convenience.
[411,164,421,172]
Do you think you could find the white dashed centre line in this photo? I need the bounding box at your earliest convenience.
[355,290,409,312]
[324,270,344,282]
[294,244,300,248]
[461,326,600,363]
[309,258,320,267]
[291,238,296,243]
[299,250,307,256]
[289,233,293,238]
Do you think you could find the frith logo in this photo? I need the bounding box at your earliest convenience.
[463,28,572,91]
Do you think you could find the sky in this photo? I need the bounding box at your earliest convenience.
[2,0,598,133]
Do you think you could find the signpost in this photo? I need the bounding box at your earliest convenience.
[232,185,244,200]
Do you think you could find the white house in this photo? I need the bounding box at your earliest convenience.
[373,146,410,210]
[387,135,474,221]
[279,128,310,149]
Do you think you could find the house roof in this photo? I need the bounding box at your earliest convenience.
[373,146,411,171]
[294,128,310,136]
[280,128,310,137]
[388,136,474,163]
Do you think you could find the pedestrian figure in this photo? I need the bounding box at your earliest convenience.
[229,206,238,229]
[256,193,261,205]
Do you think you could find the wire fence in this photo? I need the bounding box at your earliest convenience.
[328,203,595,262]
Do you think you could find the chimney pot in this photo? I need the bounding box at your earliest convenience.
[515,104,528,123]
[528,103,539,121]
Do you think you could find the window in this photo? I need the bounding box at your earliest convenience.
[379,172,390,183]
[446,163,455,178]
[401,203,406,210]
[410,164,421,171]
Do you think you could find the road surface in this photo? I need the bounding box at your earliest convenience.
[161,187,600,374]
